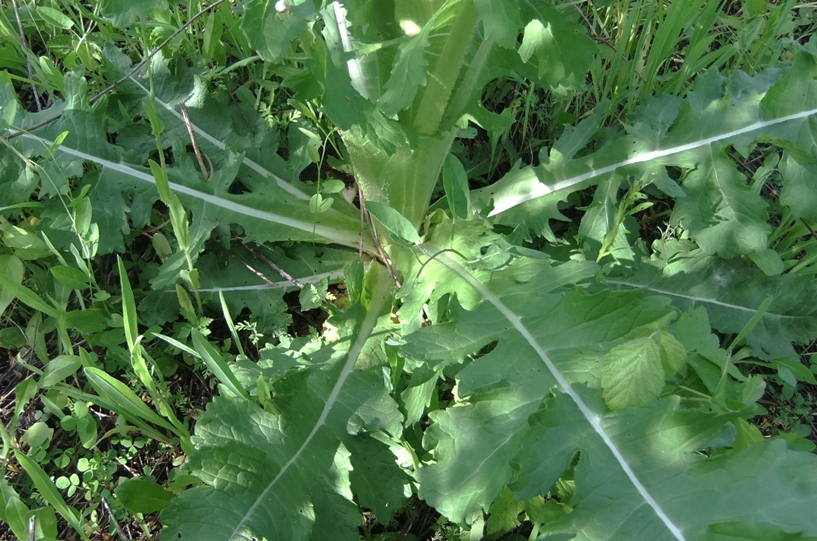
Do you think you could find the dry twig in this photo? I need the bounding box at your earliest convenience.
[243,243,306,289]
[356,187,402,288]
[180,104,213,179]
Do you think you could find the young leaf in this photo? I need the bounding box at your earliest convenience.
[601,337,665,410]
[365,201,420,245]
[442,153,470,219]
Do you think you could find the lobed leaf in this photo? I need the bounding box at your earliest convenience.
[478,52,817,265]
[400,249,817,539]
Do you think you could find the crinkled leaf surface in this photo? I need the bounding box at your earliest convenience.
[161,269,404,540]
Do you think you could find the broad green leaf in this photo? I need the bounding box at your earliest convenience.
[21,422,52,450]
[115,478,174,514]
[322,179,345,194]
[479,54,817,264]
[124,76,311,201]
[705,521,817,540]
[607,247,817,363]
[0,477,32,540]
[346,435,411,524]
[162,266,402,540]
[299,279,328,311]
[37,6,74,29]
[99,0,167,26]
[6,70,373,254]
[473,0,522,48]
[0,254,23,319]
[307,18,374,129]
[377,17,431,118]
[655,330,687,376]
[50,265,89,290]
[442,153,470,219]
[517,5,596,90]
[40,355,82,387]
[241,0,317,63]
[672,147,770,258]
[365,201,420,246]
[2,224,50,260]
[0,272,61,319]
[779,155,817,222]
[400,249,817,537]
[18,129,369,251]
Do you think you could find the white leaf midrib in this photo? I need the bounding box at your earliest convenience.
[17,132,368,250]
[127,77,311,201]
[419,246,686,541]
[606,278,801,321]
[227,266,394,540]
[488,106,817,217]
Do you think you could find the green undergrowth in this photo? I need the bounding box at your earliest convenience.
[2,1,817,540]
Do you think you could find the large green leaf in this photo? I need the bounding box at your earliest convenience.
[2,61,374,253]
[161,266,407,540]
[241,0,318,63]
[399,249,817,538]
[99,0,167,27]
[606,245,817,363]
[478,51,817,264]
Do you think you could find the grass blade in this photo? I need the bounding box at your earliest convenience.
[0,273,61,319]
[83,367,177,433]
[117,257,138,351]
[15,451,89,541]
[191,329,250,400]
